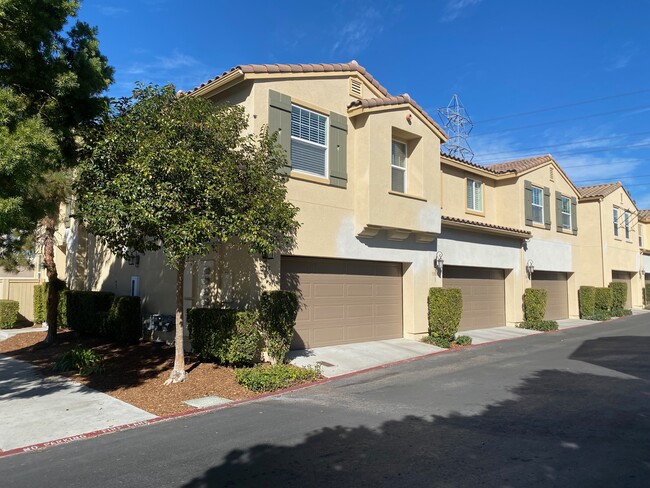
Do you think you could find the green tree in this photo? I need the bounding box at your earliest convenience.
[76,85,299,383]
[0,0,113,343]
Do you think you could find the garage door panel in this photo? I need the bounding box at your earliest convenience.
[282,257,403,349]
[444,266,505,330]
[532,271,568,320]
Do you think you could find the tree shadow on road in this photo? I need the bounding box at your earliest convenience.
[182,337,650,488]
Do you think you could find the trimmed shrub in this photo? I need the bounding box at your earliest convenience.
[188,308,262,366]
[0,300,19,329]
[64,291,115,335]
[523,288,548,322]
[428,288,463,342]
[608,282,628,310]
[645,284,650,306]
[585,309,612,321]
[421,335,451,348]
[235,364,321,392]
[33,279,67,325]
[105,296,142,344]
[594,287,613,312]
[611,307,632,317]
[53,347,104,376]
[578,286,596,318]
[258,290,299,364]
[455,335,473,346]
[517,320,559,331]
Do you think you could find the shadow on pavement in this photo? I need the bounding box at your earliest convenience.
[181,337,650,488]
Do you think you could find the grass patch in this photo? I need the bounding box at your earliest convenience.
[235,364,322,392]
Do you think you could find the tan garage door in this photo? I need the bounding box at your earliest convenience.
[531,271,569,320]
[612,271,633,308]
[443,266,505,331]
[281,257,403,349]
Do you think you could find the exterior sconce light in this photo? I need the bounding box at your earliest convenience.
[526,259,535,278]
[640,268,645,278]
[262,251,275,261]
[125,250,140,268]
[434,251,444,274]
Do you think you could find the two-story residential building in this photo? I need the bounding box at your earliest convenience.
[576,182,643,309]
[439,153,581,329]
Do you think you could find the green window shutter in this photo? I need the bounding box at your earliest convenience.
[555,191,563,232]
[524,180,533,226]
[571,196,578,235]
[328,112,348,188]
[543,187,551,230]
[268,90,292,175]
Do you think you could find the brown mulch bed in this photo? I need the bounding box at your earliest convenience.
[0,330,259,416]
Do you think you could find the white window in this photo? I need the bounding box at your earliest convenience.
[640,224,645,248]
[532,186,544,224]
[290,105,328,177]
[561,196,571,230]
[130,276,140,297]
[466,178,483,212]
[613,207,619,237]
[625,211,631,240]
[391,140,407,193]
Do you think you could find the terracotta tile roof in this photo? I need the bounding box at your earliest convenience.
[485,154,554,173]
[442,216,531,237]
[638,210,650,222]
[348,94,446,136]
[441,152,513,175]
[577,182,622,199]
[184,60,390,97]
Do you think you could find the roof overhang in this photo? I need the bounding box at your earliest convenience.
[441,216,531,239]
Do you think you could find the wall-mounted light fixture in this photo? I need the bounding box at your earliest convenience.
[526,259,535,278]
[640,267,645,278]
[125,250,140,268]
[434,251,444,274]
[262,251,275,261]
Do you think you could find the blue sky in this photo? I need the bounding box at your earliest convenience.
[79,0,650,207]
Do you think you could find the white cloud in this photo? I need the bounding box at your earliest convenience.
[330,8,383,57]
[98,5,128,16]
[605,42,637,71]
[441,0,484,23]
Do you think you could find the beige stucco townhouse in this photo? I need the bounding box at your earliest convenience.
[576,182,644,309]
[439,153,581,329]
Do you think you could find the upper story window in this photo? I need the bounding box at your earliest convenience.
[613,207,619,237]
[532,186,544,224]
[391,140,407,193]
[625,211,631,240]
[466,178,483,212]
[561,196,571,230]
[640,224,645,248]
[290,105,328,177]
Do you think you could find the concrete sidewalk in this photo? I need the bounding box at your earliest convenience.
[0,355,155,452]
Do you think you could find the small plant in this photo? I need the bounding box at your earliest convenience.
[53,347,104,376]
[0,300,19,329]
[517,320,559,331]
[235,364,321,392]
[584,310,612,321]
[421,335,451,348]
[610,307,632,317]
[523,288,547,322]
[454,335,473,346]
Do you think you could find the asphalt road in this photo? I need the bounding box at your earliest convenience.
[2,316,649,487]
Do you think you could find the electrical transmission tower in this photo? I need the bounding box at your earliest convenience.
[437,94,474,161]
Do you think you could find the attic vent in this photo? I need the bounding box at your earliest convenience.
[349,78,363,99]
[549,166,554,181]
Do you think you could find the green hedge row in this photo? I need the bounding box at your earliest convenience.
[188,308,262,366]
[579,283,632,320]
[0,300,19,329]
[33,280,67,325]
[523,288,547,322]
[427,288,463,341]
[578,286,596,318]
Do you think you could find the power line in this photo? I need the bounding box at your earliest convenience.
[475,129,650,158]
[475,141,650,165]
[473,87,650,124]
[573,174,650,183]
[471,103,650,138]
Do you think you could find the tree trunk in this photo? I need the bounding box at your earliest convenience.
[165,258,187,384]
[42,215,59,345]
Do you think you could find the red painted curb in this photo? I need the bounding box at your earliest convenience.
[0,316,626,458]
